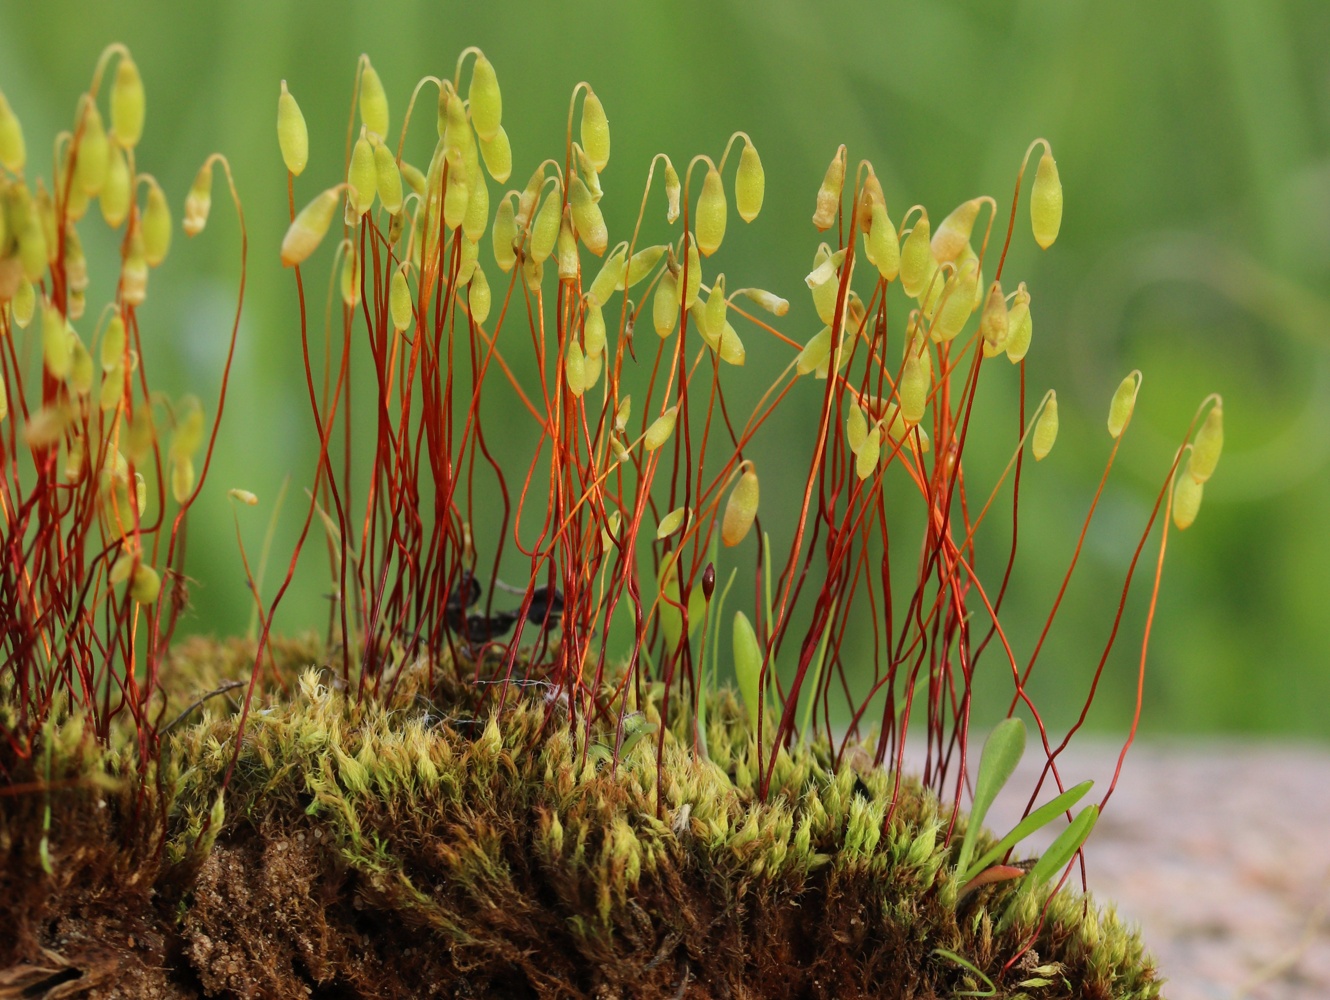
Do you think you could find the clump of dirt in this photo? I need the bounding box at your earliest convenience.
[1,641,1163,999]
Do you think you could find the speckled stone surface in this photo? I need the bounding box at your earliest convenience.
[973,740,1330,1000]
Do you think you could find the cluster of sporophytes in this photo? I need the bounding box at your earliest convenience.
[0,43,1226,997]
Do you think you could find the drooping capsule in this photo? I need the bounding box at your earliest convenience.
[42,301,73,379]
[864,200,901,282]
[663,161,681,224]
[857,170,886,231]
[73,97,110,196]
[812,149,844,231]
[644,405,679,451]
[796,325,832,376]
[347,130,377,217]
[855,423,881,481]
[280,186,340,266]
[463,265,489,324]
[626,245,665,287]
[721,466,760,547]
[846,402,868,453]
[339,244,361,307]
[582,301,607,358]
[1172,472,1203,530]
[492,196,518,272]
[171,454,195,504]
[100,142,131,227]
[111,56,146,148]
[931,198,982,264]
[1005,283,1032,362]
[696,166,727,257]
[807,245,842,326]
[656,506,687,540]
[569,175,607,256]
[565,338,588,397]
[478,125,512,183]
[588,246,627,307]
[182,159,213,237]
[899,346,929,425]
[556,212,579,281]
[704,273,727,340]
[614,395,631,433]
[0,91,27,171]
[276,81,309,176]
[899,213,934,299]
[978,281,1009,357]
[68,335,94,396]
[934,260,979,342]
[130,564,161,605]
[1032,392,1058,460]
[12,278,35,329]
[1030,147,1063,249]
[373,140,404,215]
[389,269,413,332]
[1187,402,1224,483]
[653,270,678,337]
[359,61,389,139]
[468,54,502,142]
[580,90,610,173]
[735,140,764,223]
[715,321,746,366]
[679,238,702,310]
[1107,372,1140,439]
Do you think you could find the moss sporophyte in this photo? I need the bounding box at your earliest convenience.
[0,43,1223,998]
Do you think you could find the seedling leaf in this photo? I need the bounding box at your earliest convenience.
[962,779,1094,884]
[955,718,1025,878]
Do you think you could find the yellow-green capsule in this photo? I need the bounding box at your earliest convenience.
[588,245,627,307]
[656,506,687,540]
[348,130,377,216]
[468,265,491,324]
[276,81,308,176]
[1005,283,1032,362]
[1172,472,1203,530]
[478,125,512,183]
[340,245,361,307]
[808,245,842,326]
[101,313,126,371]
[855,423,881,481]
[978,281,1009,357]
[735,140,764,223]
[281,186,340,266]
[557,211,579,281]
[529,187,562,264]
[492,196,518,272]
[695,166,727,257]
[931,198,981,264]
[582,301,606,358]
[468,54,502,142]
[900,215,935,301]
[99,364,124,411]
[626,244,665,287]
[653,270,678,337]
[1187,402,1224,483]
[739,287,789,316]
[812,149,843,231]
[614,395,632,433]
[64,225,88,294]
[455,231,479,285]
[1032,392,1058,460]
[17,210,47,283]
[390,269,413,332]
[100,140,131,226]
[664,161,681,224]
[569,175,607,256]
[121,244,148,305]
[857,171,886,231]
[847,403,868,453]
[462,167,488,243]
[516,163,546,229]
[716,321,745,366]
[111,56,146,148]
[864,200,901,282]
[442,149,469,231]
[583,348,603,390]
[704,272,727,339]
[934,261,978,342]
[42,301,73,379]
[899,348,929,425]
[0,91,26,171]
[722,467,760,547]
[797,325,832,376]
[401,160,426,195]
[68,335,94,396]
[580,90,610,173]
[679,238,702,309]
[182,158,213,237]
[373,140,403,215]
[141,182,172,266]
[359,61,389,139]
[644,405,678,451]
[12,277,35,328]
[74,97,110,197]
[131,564,161,605]
[565,338,588,397]
[1107,372,1140,438]
[1030,148,1063,249]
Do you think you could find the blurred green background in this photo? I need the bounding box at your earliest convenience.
[2,0,1326,738]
